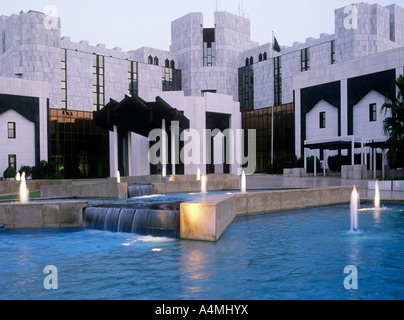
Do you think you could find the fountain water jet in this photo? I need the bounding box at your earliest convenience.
[201,174,207,194]
[19,172,29,204]
[374,180,380,209]
[197,168,201,181]
[117,170,121,184]
[241,171,247,194]
[350,186,358,232]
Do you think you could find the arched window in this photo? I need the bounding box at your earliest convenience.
[263,52,268,60]
[154,56,159,66]
[245,58,249,66]
[170,60,175,69]
[250,56,254,65]
[259,53,263,62]
[165,59,170,68]
[148,55,153,65]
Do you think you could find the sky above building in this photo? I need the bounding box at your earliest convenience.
[2,0,401,52]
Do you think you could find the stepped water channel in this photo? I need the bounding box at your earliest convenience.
[83,184,181,238]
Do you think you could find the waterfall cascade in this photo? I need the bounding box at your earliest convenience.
[128,184,155,198]
[84,206,179,237]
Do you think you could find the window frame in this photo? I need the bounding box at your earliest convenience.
[301,48,310,71]
[319,111,326,129]
[369,103,377,122]
[331,40,336,64]
[8,122,16,139]
[8,154,16,170]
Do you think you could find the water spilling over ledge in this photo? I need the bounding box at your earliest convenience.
[127,184,154,198]
[84,207,179,238]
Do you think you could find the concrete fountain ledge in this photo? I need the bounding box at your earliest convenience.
[180,186,356,241]
[0,201,87,230]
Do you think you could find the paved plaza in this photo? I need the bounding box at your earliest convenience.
[246,174,404,202]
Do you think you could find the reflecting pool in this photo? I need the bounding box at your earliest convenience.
[1,203,403,300]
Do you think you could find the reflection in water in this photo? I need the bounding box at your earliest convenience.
[180,244,212,294]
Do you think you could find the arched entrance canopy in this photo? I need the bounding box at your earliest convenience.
[94,94,190,136]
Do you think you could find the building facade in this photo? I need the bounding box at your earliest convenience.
[0,3,403,178]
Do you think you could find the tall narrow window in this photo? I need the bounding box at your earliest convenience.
[369,103,377,122]
[162,65,182,92]
[331,40,336,64]
[319,111,326,129]
[203,28,216,67]
[274,56,282,106]
[127,60,138,96]
[148,55,153,65]
[8,154,16,170]
[61,49,67,109]
[238,65,254,111]
[8,122,16,139]
[154,56,159,66]
[93,54,104,111]
[301,48,310,71]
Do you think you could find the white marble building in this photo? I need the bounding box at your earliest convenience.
[0,2,403,177]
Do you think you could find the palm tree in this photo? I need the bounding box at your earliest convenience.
[382,75,404,169]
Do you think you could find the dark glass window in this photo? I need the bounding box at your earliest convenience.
[301,48,310,71]
[93,54,105,111]
[274,56,282,106]
[319,111,326,129]
[331,40,336,64]
[8,154,16,170]
[259,53,263,62]
[369,103,377,122]
[61,49,67,109]
[148,56,153,65]
[154,56,159,66]
[203,28,216,67]
[241,103,295,173]
[238,65,254,111]
[162,65,182,92]
[8,122,16,139]
[263,52,268,60]
[48,108,110,179]
[127,60,138,96]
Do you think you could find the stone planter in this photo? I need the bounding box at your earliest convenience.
[283,168,305,177]
[393,181,404,191]
[368,180,392,191]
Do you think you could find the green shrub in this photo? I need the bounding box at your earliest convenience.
[19,166,32,178]
[3,166,16,179]
[31,160,52,180]
[295,156,322,173]
[266,153,298,174]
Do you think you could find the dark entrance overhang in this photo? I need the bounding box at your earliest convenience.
[305,140,362,151]
[94,95,190,137]
[364,140,390,149]
[305,138,389,151]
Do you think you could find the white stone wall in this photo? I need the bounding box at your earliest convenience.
[293,47,404,157]
[0,76,49,175]
[158,91,242,175]
[0,109,35,174]
[306,100,339,142]
[353,90,390,140]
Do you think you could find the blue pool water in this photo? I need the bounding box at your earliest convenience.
[1,203,404,300]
